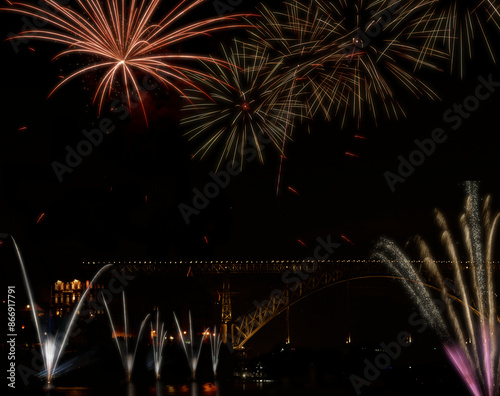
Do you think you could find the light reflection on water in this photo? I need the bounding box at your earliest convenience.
[38,381,269,396]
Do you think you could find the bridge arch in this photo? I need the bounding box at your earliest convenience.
[231,274,487,349]
[231,274,394,349]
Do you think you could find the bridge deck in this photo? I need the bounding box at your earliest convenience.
[83,260,500,274]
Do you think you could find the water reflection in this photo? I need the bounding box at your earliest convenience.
[32,380,272,396]
[155,381,217,396]
[190,381,198,396]
[155,381,163,396]
[127,382,136,396]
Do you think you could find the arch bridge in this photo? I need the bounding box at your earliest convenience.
[83,259,500,349]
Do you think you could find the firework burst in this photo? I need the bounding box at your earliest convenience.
[2,0,252,124]
[181,39,302,171]
[246,1,352,122]
[313,0,447,127]
[393,0,500,77]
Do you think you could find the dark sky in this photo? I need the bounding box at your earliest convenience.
[1,0,500,354]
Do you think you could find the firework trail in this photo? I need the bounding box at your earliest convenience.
[150,309,167,380]
[392,0,500,77]
[103,292,150,382]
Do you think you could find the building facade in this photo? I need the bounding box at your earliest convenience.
[51,279,105,317]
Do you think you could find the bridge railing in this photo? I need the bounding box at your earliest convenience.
[82,259,500,274]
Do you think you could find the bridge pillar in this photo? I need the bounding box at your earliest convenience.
[286,306,290,344]
[221,274,232,344]
[221,323,228,344]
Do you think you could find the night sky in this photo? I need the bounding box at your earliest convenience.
[1,0,500,356]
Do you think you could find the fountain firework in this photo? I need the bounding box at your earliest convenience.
[151,309,167,380]
[209,327,222,378]
[102,292,150,382]
[7,235,112,388]
[375,181,500,396]
[173,311,208,380]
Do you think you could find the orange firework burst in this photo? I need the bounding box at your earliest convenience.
[2,0,252,123]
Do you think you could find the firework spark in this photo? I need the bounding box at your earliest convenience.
[297,239,307,247]
[2,0,252,124]
[181,39,302,170]
[340,234,354,245]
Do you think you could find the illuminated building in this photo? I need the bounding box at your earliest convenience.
[51,279,105,317]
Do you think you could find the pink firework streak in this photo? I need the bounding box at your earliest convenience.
[444,323,496,396]
[445,343,483,396]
